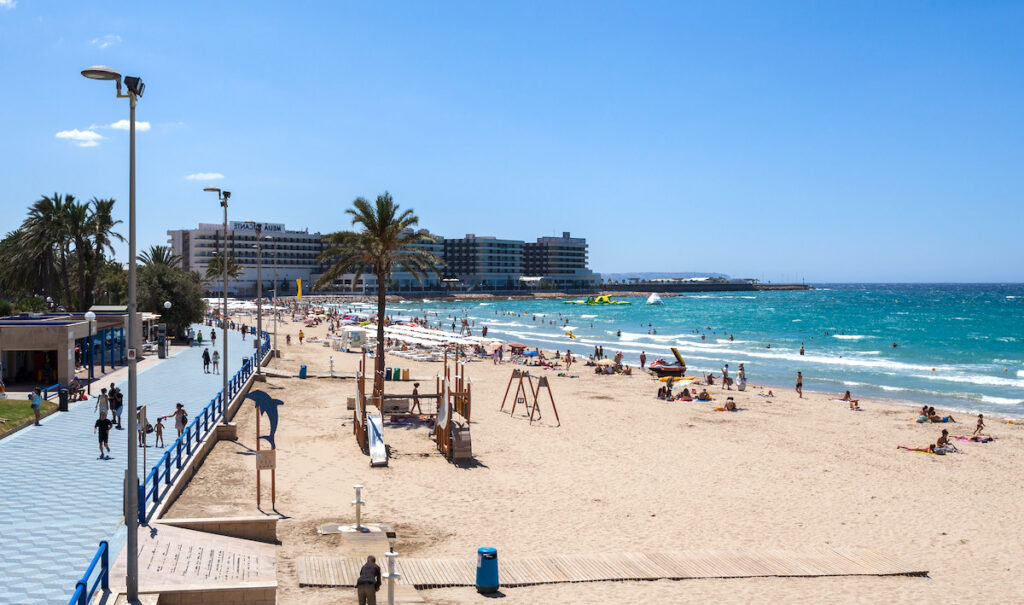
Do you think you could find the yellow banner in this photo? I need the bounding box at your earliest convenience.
[296,278,302,299]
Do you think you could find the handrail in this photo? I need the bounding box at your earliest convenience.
[69,329,270,603]
[67,540,108,605]
[42,382,62,400]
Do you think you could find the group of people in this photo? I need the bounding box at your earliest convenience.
[916,405,956,424]
[656,385,712,402]
[200,347,220,374]
[90,380,189,459]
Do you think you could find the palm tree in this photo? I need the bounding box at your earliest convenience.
[84,198,123,308]
[19,193,74,306]
[314,192,441,397]
[203,254,244,286]
[139,245,182,268]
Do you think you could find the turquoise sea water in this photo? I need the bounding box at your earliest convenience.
[381,284,1023,416]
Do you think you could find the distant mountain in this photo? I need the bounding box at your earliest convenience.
[599,271,730,281]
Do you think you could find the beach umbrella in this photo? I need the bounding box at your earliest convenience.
[596,358,616,366]
[522,351,539,357]
[507,342,526,348]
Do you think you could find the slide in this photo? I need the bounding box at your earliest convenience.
[367,412,388,467]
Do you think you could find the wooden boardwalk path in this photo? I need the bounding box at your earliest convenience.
[298,548,927,588]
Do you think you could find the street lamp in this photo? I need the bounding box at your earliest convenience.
[82,63,144,601]
[269,235,278,363]
[204,186,231,424]
[84,311,96,395]
[244,222,263,376]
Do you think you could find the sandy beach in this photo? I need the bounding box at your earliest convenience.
[166,316,1024,604]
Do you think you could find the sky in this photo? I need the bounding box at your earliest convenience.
[2,1,1023,283]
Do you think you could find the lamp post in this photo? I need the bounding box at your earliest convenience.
[81,63,144,601]
[163,301,172,357]
[84,311,96,395]
[244,222,263,375]
[271,235,277,363]
[204,186,231,423]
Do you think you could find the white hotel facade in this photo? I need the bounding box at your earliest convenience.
[168,222,325,297]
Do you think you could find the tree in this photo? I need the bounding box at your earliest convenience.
[315,193,440,397]
[139,245,182,268]
[138,263,206,337]
[203,254,244,286]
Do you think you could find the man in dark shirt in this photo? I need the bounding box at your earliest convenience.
[94,412,113,459]
[355,555,381,605]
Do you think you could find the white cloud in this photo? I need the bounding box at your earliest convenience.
[56,128,104,147]
[0,0,17,9]
[185,173,225,181]
[109,119,151,131]
[90,35,121,49]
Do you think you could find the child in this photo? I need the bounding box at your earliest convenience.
[94,411,113,459]
[212,350,220,374]
[154,417,165,448]
[973,414,985,436]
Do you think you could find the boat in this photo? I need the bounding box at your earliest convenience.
[646,293,663,305]
[563,295,631,306]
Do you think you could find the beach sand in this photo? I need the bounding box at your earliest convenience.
[166,317,1024,604]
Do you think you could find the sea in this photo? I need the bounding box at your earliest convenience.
[341,284,1024,417]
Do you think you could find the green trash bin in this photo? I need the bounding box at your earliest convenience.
[393,367,402,381]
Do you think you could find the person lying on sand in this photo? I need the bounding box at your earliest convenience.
[678,388,693,402]
[956,434,995,443]
[696,389,712,402]
[927,407,955,423]
[759,390,775,398]
[898,444,936,453]
[724,397,737,411]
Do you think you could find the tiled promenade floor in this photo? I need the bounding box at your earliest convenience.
[0,324,249,605]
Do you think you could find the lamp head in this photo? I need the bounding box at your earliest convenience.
[164,301,172,309]
[84,311,96,322]
[123,75,145,98]
[203,186,221,193]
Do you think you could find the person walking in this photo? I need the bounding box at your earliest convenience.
[109,384,124,429]
[95,388,110,416]
[298,329,305,344]
[29,388,43,426]
[640,351,646,369]
[212,350,220,374]
[162,403,188,438]
[796,371,803,399]
[94,411,113,459]
[197,330,203,347]
[202,348,212,374]
[355,555,381,605]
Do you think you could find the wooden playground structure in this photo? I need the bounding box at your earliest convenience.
[499,368,560,426]
[352,347,473,465]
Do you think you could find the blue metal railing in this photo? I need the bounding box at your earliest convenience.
[138,330,271,524]
[67,540,109,605]
[67,329,271,601]
[42,382,62,400]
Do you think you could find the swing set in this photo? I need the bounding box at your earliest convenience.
[499,368,560,426]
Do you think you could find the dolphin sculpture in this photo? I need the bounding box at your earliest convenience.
[246,391,284,449]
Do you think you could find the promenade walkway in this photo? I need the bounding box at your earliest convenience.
[0,324,248,605]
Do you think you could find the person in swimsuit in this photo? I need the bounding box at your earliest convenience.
[796,372,803,398]
[973,414,985,435]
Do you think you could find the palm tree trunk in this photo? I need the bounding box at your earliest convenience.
[374,271,387,398]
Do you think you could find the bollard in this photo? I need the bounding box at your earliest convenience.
[352,484,364,531]
[385,551,400,605]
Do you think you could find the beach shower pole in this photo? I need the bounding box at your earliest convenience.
[385,551,399,605]
[204,186,231,423]
[353,484,364,530]
[81,63,144,601]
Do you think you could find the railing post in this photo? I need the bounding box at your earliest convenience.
[153,472,159,503]
[137,483,146,525]
[164,453,171,485]
[100,540,109,590]
[76,581,87,605]
[176,439,182,469]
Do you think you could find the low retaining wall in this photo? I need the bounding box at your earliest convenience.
[155,585,276,605]
[154,516,278,543]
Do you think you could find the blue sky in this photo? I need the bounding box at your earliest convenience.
[2,1,1022,282]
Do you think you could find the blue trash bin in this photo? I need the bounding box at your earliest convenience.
[299,364,307,379]
[476,547,499,594]
[384,367,392,381]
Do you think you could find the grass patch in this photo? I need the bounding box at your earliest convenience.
[0,399,59,437]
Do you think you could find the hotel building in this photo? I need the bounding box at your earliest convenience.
[168,222,325,296]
